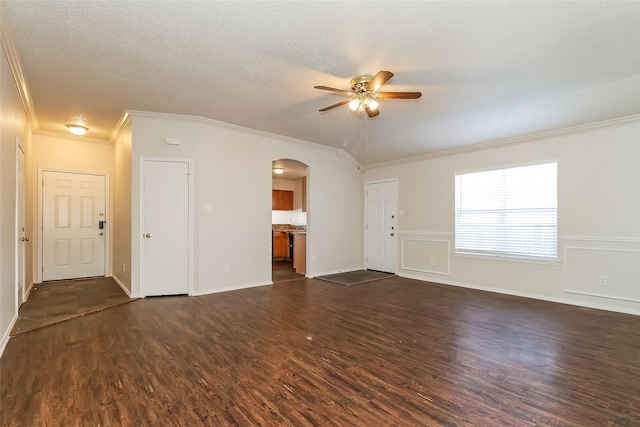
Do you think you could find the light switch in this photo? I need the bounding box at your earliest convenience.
[204,203,214,213]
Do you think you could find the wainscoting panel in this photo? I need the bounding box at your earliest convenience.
[564,247,640,302]
[401,238,450,275]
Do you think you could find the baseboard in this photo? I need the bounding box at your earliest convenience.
[24,281,34,300]
[190,280,272,296]
[398,272,640,316]
[110,275,131,297]
[0,313,18,358]
[307,266,364,278]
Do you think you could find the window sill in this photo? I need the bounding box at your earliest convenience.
[454,251,560,265]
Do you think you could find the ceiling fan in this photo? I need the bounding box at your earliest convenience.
[314,71,422,117]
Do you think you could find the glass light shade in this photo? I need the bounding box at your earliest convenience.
[349,99,360,111]
[368,100,379,111]
[273,167,285,174]
[66,124,88,136]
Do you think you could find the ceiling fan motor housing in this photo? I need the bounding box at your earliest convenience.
[350,75,373,92]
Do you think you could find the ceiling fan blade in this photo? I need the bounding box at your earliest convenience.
[314,85,350,95]
[376,91,422,99]
[367,71,394,92]
[319,99,351,112]
[366,106,380,117]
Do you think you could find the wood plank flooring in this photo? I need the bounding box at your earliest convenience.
[2,276,639,426]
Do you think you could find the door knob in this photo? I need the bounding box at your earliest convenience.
[390,233,395,237]
[99,232,104,236]
[144,233,152,238]
[21,237,29,242]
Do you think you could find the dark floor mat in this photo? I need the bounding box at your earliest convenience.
[11,277,134,336]
[316,270,395,286]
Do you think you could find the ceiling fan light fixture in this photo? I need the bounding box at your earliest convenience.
[66,124,88,136]
[368,99,379,111]
[349,99,360,111]
[273,167,285,174]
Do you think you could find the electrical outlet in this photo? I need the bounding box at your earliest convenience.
[225,264,231,273]
[122,263,126,272]
[430,258,436,266]
[599,275,607,286]
[312,256,317,263]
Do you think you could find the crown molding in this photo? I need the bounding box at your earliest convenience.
[0,3,39,133]
[366,114,640,170]
[109,111,132,143]
[125,109,359,166]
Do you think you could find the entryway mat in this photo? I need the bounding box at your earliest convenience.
[316,270,395,286]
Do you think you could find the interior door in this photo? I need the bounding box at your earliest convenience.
[17,144,26,305]
[141,159,190,296]
[365,180,398,273]
[42,171,106,281]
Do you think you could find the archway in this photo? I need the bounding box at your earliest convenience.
[271,159,309,283]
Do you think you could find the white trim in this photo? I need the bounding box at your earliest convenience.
[401,238,451,275]
[397,272,640,317]
[0,3,39,133]
[139,157,194,297]
[398,230,454,237]
[111,274,131,297]
[559,235,640,243]
[109,111,131,144]
[0,314,18,358]
[366,115,640,170]
[37,168,111,283]
[190,281,272,297]
[453,251,561,265]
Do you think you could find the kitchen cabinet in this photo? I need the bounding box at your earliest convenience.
[272,190,293,210]
[273,231,289,260]
[293,233,306,275]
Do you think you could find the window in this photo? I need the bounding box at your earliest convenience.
[455,162,557,260]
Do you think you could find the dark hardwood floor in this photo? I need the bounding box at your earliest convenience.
[272,260,304,283]
[2,276,639,426]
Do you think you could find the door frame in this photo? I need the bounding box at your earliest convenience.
[139,157,193,297]
[364,178,399,273]
[37,167,111,283]
[16,139,26,308]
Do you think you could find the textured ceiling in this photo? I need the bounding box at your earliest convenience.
[4,1,640,165]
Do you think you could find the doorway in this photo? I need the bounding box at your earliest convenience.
[271,159,308,282]
[40,170,107,281]
[365,179,398,274]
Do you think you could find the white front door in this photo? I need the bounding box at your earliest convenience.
[42,171,106,281]
[17,144,26,305]
[141,159,190,296]
[365,180,398,273]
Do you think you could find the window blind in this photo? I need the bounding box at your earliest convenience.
[455,162,557,259]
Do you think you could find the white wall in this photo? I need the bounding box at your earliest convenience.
[129,111,363,297]
[112,119,132,293]
[364,118,640,315]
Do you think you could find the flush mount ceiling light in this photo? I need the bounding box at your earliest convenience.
[273,167,285,174]
[66,124,89,136]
